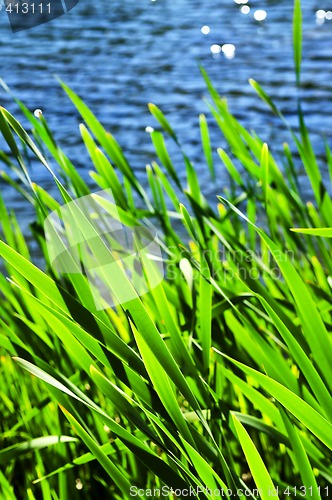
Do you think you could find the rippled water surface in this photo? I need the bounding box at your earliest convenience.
[0,0,332,232]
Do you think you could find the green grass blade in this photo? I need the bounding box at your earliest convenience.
[293,0,302,86]
[280,409,320,500]
[0,436,78,465]
[222,354,332,450]
[199,114,214,179]
[60,406,132,495]
[290,227,332,237]
[232,413,279,500]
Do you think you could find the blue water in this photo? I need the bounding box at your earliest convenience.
[0,0,332,234]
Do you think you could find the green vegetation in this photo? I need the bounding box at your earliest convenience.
[0,1,331,498]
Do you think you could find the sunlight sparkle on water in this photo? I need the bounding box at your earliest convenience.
[234,0,248,4]
[201,25,211,35]
[145,126,154,133]
[316,10,325,19]
[210,44,222,54]
[222,43,236,59]
[241,6,250,14]
[315,9,332,23]
[254,10,267,21]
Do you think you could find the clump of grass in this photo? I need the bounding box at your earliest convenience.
[0,0,332,498]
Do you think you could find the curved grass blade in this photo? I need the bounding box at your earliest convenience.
[290,227,332,237]
[60,406,132,495]
[280,409,320,500]
[232,413,279,500]
[0,436,78,465]
[220,353,332,450]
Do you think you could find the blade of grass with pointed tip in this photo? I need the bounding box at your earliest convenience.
[280,409,320,500]
[150,130,181,188]
[290,227,332,237]
[60,406,132,495]
[148,103,179,143]
[199,114,214,179]
[293,0,302,87]
[217,148,243,186]
[232,413,279,500]
[0,436,78,465]
[220,353,332,450]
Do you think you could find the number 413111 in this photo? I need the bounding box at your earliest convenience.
[283,486,329,496]
[6,2,51,14]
